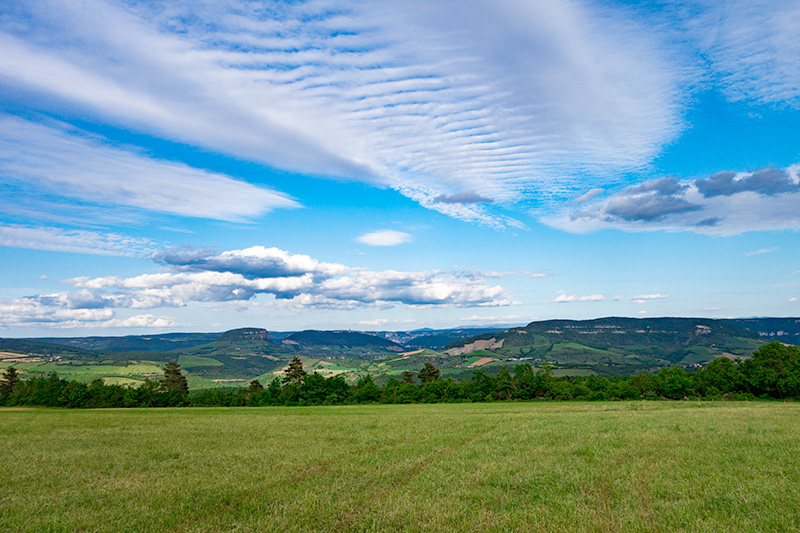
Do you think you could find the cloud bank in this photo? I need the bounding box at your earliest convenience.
[547,165,800,235]
[0,246,517,329]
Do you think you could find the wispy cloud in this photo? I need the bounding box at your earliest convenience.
[574,188,605,204]
[631,294,669,304]
[744,247,779,257]
[548,292,606,303]
[0,116,299,221]
[1,0,797,232]
[0,0,690,227]
[357,230,412,247]
[0,224,155,257]
[689,0,800,108]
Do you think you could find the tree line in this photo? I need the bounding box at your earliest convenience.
[1,342,798,408]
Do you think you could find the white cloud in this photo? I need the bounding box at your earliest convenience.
[0,224,155,257]
[156,246,347,278]
[688,0,800,108]
[0,116,299,221]
[0,245,517,329]
[631,294,669,304]
[1,1,797,232]
[574,188,605,204]
[0,294,176,329]
[744,247,778,257]
[546,165,800,235]
[102,314,176,328]
[0,0,690,227]
[459,314,526,323]
[549,292,606,303]
[358,318,389,327]
[357,230,412,247]
[790,297,798,302]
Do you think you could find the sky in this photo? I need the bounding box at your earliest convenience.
[1,0,799,337]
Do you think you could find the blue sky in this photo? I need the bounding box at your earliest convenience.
[1,0,799,336]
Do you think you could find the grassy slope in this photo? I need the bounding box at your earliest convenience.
[1,402,798,532]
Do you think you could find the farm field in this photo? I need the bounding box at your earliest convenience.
[1,402,799,532]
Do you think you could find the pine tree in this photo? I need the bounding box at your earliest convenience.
[160,361,189,396]
[284,356,307,386]
[418,362,440,384]
[401,370,416,385]
[247,379,264,394]
[0,366,19,399]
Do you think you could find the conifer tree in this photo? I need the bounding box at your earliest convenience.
[418,362,440,384]
[0,366,19,399]
[284,357,307,386]
[247,379,264,394]
[160,361,189,396]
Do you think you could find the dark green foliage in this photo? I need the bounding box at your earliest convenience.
[247,379,264,394]
[352,375,381,403]
[285,330,403,351]
[160,362,189,398]
[284,357,306,386]
[740,342,800,398]
[0,366,19,398]
[0,338,101,358]
[401,370,416,384]
[35,332,221,352]
[418,362,440,383]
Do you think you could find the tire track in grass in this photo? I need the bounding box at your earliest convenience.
[332,424,499,531]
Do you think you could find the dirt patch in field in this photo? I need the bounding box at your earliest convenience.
[446,338,504,356]
[0,351,46,363]
[399,349,425,357]
[469,357,499,367]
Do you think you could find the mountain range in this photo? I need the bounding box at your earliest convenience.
[1,317,797,388]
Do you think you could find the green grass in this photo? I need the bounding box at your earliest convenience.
[1,402,798,532]
[551,342,617,355]
[177,355,224,368]
[4,361,163,382]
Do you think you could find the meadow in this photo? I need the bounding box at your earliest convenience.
[1,401,798,532]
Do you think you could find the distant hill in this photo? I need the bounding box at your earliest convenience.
[282,330,405,357]
[0,338,102,359]
[34,332,221,352]
[443,317,765,375]
[374,328,509,349]
[217,328,270,342]
[725,318,800,346]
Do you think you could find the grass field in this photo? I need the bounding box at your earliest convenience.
[1,402,798,532]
